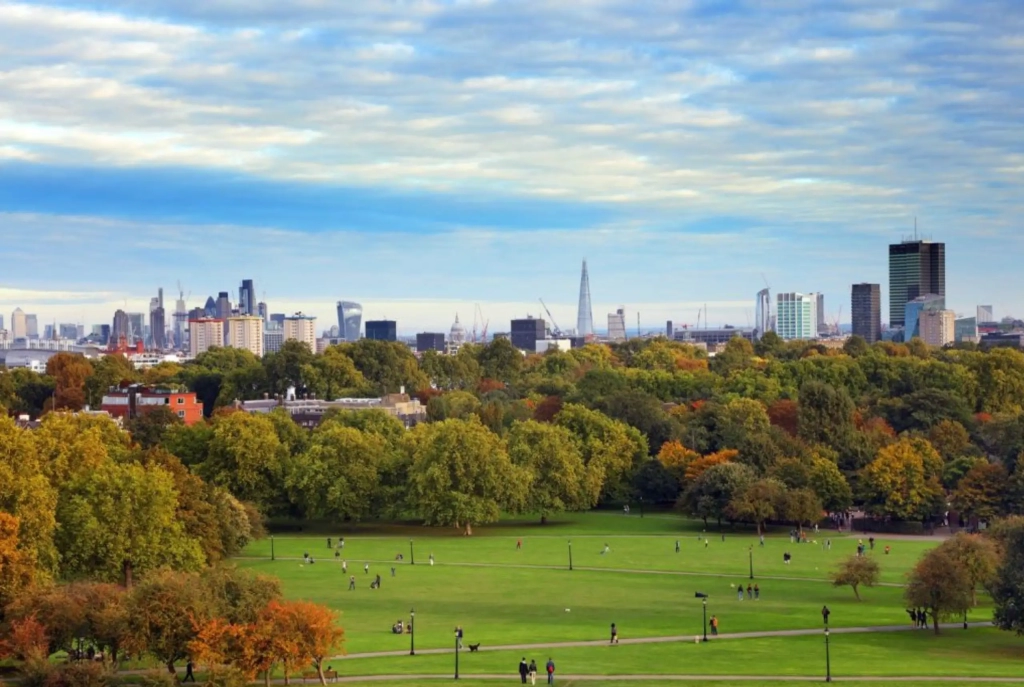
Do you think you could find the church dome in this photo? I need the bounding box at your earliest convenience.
[450,314,466,344]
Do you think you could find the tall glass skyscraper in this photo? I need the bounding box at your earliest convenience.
[889,240,945,327]
[336,301,363,341]
[851,283,881,343]
[775,292,818,340]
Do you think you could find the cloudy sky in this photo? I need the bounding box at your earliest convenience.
[1,0,1022,334]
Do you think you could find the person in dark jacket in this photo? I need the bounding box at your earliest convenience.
[519,658,529,684]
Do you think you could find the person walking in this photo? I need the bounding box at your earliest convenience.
[754,584,760,600]
[709,616,718,636]
[746,584,752,600]
[737,586,743,601]
[429,553,435,566]
[610,623,618,644]
[183,661,195,683]
[391,566,396,577]
[456,626,464,649]
[519,658,529,684]
[675,540,680,553]
[869,536,875,550]
[517,539,522,550]
[545,658,555,685]
[759,534,765,547]
[342,560,347,573]
[364,562,369,574]
[327,537,332,549]
[528,659,538,686]
[348,576,356,591]
[340,537,345,550]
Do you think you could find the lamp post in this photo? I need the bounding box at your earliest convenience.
[963,609,968,630]
[696,592,708,642]
[270,536,275,561]
[409,608,415,656]
[822,605,831,683]
[454,630,460,679]
[568,540,573,571]
[410,540,415,565]
[639,496,644,518]
[749,545,754,580]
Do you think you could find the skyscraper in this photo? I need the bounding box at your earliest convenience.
[576,260,594,338]
[127,313,145,344]
[775,292,818,340]
[365,320,397,342]
[227,315,264,357]
[25,314,38,339]
[111,309,131,344]
[59,323,78,340]
[239,280,256,316]
[889,240,945,327]
[816,293,826,335]
[151,307,166,349]
[257,302,268,324]
[11,309,26,340]
[977,305,994,324]
[189,318,225,357]
[851,283,881,343]
[174,289,188,349]
[754,288,771,339]
[511,317,545,352]
[203,296,218,318]
[336,301,363,341]
[919,310,955,347]
[607,308,626,342]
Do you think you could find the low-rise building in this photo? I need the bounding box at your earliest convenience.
[239,392,426,429]
[100,384,203,425]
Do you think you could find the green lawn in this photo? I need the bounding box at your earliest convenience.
[234,512,1016,681]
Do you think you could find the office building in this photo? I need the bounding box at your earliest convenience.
[754,289,771,339]
[239,280,256,316]
[977,305,995,324]
[919,309,955,347]
[674,327,755,346]
[203,296,218,318]
[416,332,446,352]
[816,293,826,335]
[127,313,145,345]
[111,309,131,345]
[904,294,944,340]
[10,309,26,340]
[227,315,264,357]
[889,240,945,327]
[336,301,363,341]
[43,325,54,340]
[189,318,224,357]
[283,313,317,351]
[666,321,674,338]
[59,323,78,341]
[955,317,979,344]
[25,314,38,339]
[607,308,626,342]
[216,292,232,320]
[511,317,546,352]
[257,302,268,324]
[775,292,819,340]
[270,313,286,329]
[263,328,285,354]
[576,260,594,338]
[151,307,166,349]
[101,385,203,425]
[537,339,572,353]
[851,283,882,343]
[0,315,3,332]
[366,320,397,342]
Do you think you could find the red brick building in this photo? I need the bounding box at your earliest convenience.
[100,384,203,426]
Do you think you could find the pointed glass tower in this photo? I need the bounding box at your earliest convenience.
[577,260,594,338]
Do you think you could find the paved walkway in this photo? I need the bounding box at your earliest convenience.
[333,622,990,660]
[327,675,1024,684]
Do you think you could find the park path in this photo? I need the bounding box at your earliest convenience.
[331,622,990,660]
[243,556,905,588]
[325,674,1024,684]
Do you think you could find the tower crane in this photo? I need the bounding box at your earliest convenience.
[539,298,562,337]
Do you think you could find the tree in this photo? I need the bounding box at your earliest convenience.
[928,420,973,461]
[56,461,205,586]
[905,548,973,634]
[798,380,855,446]
[656,440,699,484]
[265,601,344,685]
[988,516,1024,635]
[263,340,317,397]
[767,399,799,436]
[340,340,427,395]
[311,346,367,399]
[285,425,387,521]
[45,352,94,411]
[684,449,737,484]
[198,412,285,509]
[85,354,138,408]
[808,457,853,513]
[681,462,756,529]
[0,513,35,610]
[507,420,593,523]
[842,335,870,358]
[405,418,528,534]
[127,571,215,673]
[937,533,999,607]
[952,463,1009,522]
[728,478,786,534]
[555,403,647,502]
[783,488,823,533]
[477,337,523,386]
[0,416,59,575]
[126,406,182,450]
[716,398,771,451]
[830,554,880,600]
[859,438,945,521]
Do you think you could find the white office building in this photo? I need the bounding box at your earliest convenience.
[775,292,819,340]
[607,308,627,342]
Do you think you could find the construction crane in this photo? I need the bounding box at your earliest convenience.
[538,298,563,337]
[472,303,489,343]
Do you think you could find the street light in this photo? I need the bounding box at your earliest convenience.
[695,592,708,642]
[409,608,415,656]
[749,545,754,580]
[568,540,573,571]
[822,605,831,683]
[963,609,968,630]
[639,496,644,518]
[270,535,275,561]
[410,540,415,565]
[454,629,460,679]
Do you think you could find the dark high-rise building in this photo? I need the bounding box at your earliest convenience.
[336,301,363,341]
[416,332,445,352]
[203,296,218,318]
[151,307,166,349]
[216,292,232,320]
[511,317,546,352]
[239,280,256,316]
[851,283,881,343]
[365,320,397,342]
[257,302,268,323]
[111,309,131,344]
[269,313,285,329]
[889,240,945,327]
[99,324,111,346]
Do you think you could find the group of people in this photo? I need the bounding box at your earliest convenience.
[907,608,931,628]
[735,583,760,600]
[519,658,555,684]
[391,619,413,634]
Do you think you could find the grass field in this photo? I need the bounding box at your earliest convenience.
[235,513,1019,684]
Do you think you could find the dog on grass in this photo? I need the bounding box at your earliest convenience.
[468,643,480,652]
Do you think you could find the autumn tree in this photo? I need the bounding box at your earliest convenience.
[938,533,1000,607]
[45,352,94,411]
[127,571,215,673]
[0,513,35,609]
[952,463,1009,522]
[681,462,756,529]
[684,449,738,484]
[905,547,973,634]
[727,478,786,534]
[507,420,594,523]
[988,516,1024,635]
[860,438,945,521]
[406,417,528,534]
[657,440,699,485]
[830,555,880,600]
[928,420,973,461]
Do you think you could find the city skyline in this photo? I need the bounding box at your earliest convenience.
[1,2,1022,329]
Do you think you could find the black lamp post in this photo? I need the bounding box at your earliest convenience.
[409,608,415,656]
[410,540,415,565]
[696,592,708,642]
[454,630,460,679]
[568,540,573,571]
[822,605,831,683]
[963,609,968,630]
[640,496,644,518]
[270,536,275,561]
[749,545,754,580]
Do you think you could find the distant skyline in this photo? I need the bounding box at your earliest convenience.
[1,1,1022,331]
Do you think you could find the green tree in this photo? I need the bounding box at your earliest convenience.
[126,406,183,450]
[0,417,59,575]
[507,420,593,523]
[405,417,527,534]
[555,403,648,503]
[197,412,285,509]
[988,516,1024,635]
[928,420,973,461]
[782,488,823,533]
[477,337,523,386]
[860,438,945,521]
[842,335,870,358]
[340,340,427,395]
[937,533,999,607]
[85,355,139,408]
[830,554,880,600]
[808,457,853,513]
[727,478,786,534]
[951,463,1009,522]
[56,461,204,586]
[681,462,756,529]
[797,380,855,446]
[263,340,317,396]
[311,346,368,398]
[905,547,973,634]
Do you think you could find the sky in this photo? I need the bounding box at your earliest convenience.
[0,0,1022,334]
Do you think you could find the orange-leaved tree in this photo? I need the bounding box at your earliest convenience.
[684,449,737,484]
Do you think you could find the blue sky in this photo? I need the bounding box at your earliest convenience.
[1,0,1022,333]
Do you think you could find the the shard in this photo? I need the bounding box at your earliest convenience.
[576,260,594,338]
